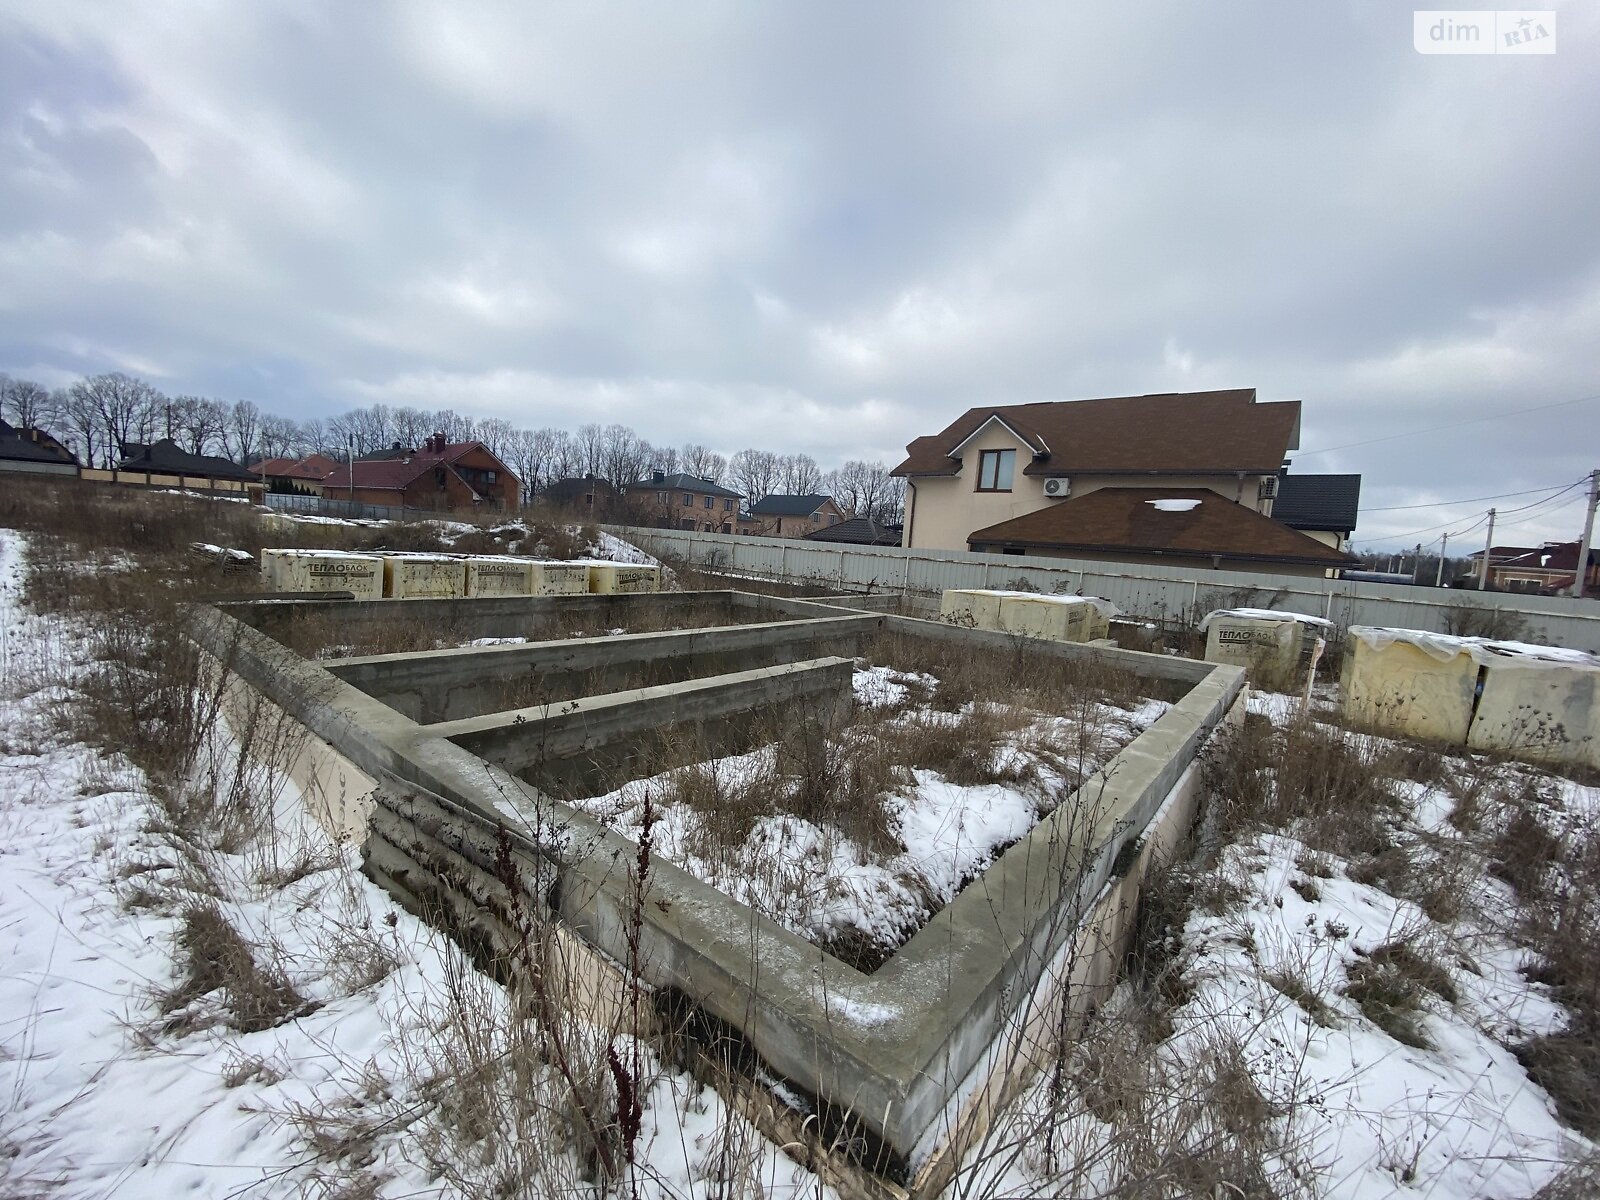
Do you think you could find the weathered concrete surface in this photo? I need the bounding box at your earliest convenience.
[1342,636,1479,744]
[190,591,1239,1184]
[463,556,536,598]
[328,613,880,722]
[998,594,1109,643]
[382,554,467,599]
[225,589,754,647]
[1467,659,1600,770]
[428,656,855,790]
[260,549,383,600]
[1203,614,1305,687]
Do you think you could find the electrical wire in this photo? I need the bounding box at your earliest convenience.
[1359,478,1583,513]
[1360,478,1590,546]
[1295,392,1600,459]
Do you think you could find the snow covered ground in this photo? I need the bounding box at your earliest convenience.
[569,666,1170,959]
[3,513,1594,1197]
[0,528,824,1199]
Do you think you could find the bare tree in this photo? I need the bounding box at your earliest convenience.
[548,428,578,480]
[1,376,58,430]
[223,399,262,464]
[61,384,102,467]
[653,444,681,476]
[574,423,604,477]
[598,423,651,489]
[72,373,159,466]
[476,417,514,458]
[393,406,431,450]
[729,448,780,505]
[777,452,824,495]
[257,415,297,459]
[170,396,227,455]
[832,458,899,521]
[680,443,725,482]
[295,417,328,457]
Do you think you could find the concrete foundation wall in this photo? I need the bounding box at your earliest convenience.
[328,614,880,723]
[190,591,1241,1187]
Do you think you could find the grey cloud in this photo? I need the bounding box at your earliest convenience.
[1,1,1597,549]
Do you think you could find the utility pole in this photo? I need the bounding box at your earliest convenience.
[1413,542,1422,584]
[1436,531,1450,586]
[1573,469,1599,599]
[1479,508,1496,590]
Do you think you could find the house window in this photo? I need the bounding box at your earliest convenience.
[721,523,731,534]
[679,518,696,530]
[810,513,821,524]
[584,493,593,507]
[682,493,693,506]
[703,495,714,509]
[723,499,734,512]
[976,449,1015,492]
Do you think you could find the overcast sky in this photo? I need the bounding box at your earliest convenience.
[3,2,1596,550]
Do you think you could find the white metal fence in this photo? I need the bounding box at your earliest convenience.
[607,524,1600,653]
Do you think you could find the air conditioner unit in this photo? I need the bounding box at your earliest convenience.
[1043,477,1070,498]
[1258,476,1279,500]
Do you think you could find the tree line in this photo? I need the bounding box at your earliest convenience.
[0,371,906,522]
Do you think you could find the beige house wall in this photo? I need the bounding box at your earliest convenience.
[903,422,1275,551]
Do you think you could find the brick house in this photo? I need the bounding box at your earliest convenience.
[744,493,847,538]
[628,471,744,533]
[319,434,520,512]
[255,453,339,495]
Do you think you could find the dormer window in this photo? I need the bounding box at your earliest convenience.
[975,449,1015,492]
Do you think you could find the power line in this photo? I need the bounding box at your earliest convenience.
[1295,392,1600,459]
[1359,478,1583,513]
[1360,479,1588,546]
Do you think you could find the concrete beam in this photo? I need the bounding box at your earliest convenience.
[425,656,855,782]
[328,614,881,722]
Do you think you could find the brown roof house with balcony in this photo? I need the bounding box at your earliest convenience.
[319,434,519,513]
[745,493,846,538]
[892,388,1356,577]
[628,471,745,533]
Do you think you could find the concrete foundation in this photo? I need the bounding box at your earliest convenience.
[197,588,1242,1189]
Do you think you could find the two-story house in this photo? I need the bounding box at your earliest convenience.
[891,388,1356,577]
[744,493,847,538]
[319,434,520,512]
[629,471,745,533]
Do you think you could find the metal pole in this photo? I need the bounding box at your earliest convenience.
[1478,508,1495,590]
[1571,470,1598,599]
[1435,531,1449,587]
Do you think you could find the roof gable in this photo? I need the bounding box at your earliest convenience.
[629,472,744,499]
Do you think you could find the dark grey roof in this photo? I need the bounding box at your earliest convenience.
[804,517,903,546]
[631,472,743,499]
[542,475,617,503]
[749,493,833,517]
[1274,472,1361,533]
[117,439,258,481]
[0,423,78,466]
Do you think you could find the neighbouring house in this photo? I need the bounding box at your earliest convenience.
[804,517,904,547]
[744,493,847,538]
[319,433,520,512]
[892,388,1357,577]
[254,453,339,495]
[108,439,264,500]
[0,419,79,477]
[541,474,619,514]
[1271,471,1362,554]
[627,471,744,533]
[1469,541,1600,595]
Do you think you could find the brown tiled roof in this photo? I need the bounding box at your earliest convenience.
[891,389,1300,478]
[967,488,1357,567]
[322,442,511,493]
[257,453,339,481]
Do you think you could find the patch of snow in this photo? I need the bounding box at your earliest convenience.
[1146,498,1202,512]
[1200,607,1333,630]
[852,664,936,707]
[1349,625,1600,669]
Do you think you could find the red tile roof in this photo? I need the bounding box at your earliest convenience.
[967,488,1357,567]
[258,453,339,481]
[892,389,1300,478]
[321,441,509,494]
